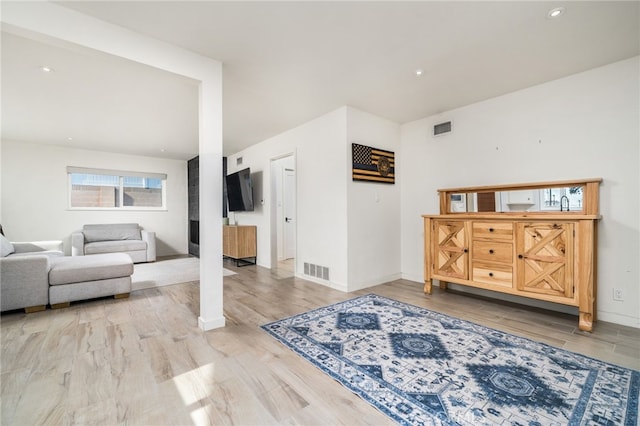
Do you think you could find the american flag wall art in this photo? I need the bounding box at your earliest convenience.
[352,143,395,184]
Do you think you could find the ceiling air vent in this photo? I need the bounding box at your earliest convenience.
[434,121,452,136]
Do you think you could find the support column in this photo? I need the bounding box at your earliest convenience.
[198,75,226,331]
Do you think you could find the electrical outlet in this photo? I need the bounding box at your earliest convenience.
[613,288,624,301]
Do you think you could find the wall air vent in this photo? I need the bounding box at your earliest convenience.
[304,262,330,281]
[236,157,243,166]
[434,121,452,136]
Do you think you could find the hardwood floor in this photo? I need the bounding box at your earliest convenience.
[2,261,639,425]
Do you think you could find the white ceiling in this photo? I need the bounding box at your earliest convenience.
[2,1,639,159]
[1,31,200,159]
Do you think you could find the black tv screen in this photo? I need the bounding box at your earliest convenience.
[226,168,254,212]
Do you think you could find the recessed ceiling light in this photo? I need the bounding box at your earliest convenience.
[41,66,54,73]
[415,69,424,76]
[547,7,565,19]
[67,137,73,141]
[160,149,165,153]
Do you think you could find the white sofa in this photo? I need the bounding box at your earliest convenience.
[0,239,64,312]
[72,223,156,263]
[1,235,134,313]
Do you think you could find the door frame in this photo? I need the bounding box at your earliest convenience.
[269,152,296,271]
[283,167,296,259]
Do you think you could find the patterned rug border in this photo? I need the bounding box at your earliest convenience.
[261,294,640,425]
[263,296,404,422]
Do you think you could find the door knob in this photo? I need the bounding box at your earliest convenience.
[285,217,292,223]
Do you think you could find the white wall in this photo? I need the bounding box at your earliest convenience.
[227,106,403,292]
[346,107,402,290]
[1,141,188,257]
[0,140,3,225]
[227,107,350,290]
[401,57,640,328]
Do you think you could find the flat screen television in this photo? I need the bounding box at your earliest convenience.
[226,167,254,212]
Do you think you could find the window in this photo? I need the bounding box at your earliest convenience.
[68,167,166,210]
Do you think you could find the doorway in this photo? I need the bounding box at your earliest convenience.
[271,154,296,278]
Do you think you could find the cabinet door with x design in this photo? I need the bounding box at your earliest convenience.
[433,220,469,280]
[516,222,574,299]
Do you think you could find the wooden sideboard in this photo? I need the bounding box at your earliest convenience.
[223,225,257,266]
[423,178,601,331]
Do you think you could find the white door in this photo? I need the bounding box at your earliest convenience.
[283,168,296,259]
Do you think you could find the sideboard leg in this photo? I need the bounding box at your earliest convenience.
[439,281,449,290]
[579,312,593,332]
[424,280,432,295]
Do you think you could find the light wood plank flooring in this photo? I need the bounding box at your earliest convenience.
[2,261,639,425]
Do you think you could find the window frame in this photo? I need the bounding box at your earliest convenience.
[67,166,167,211]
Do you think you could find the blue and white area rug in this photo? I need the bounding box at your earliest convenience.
[262,294,639,425]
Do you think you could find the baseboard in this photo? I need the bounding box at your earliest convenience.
[347,273,403,292]
[400,273,423,284]
[597,311,640,329]
[295,272,407,293]
[198,315,226,331]
[295,272,349,292]
[446,283,579,315]
[402,276,639,329]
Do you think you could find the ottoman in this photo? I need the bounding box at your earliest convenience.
[48,253,133,308]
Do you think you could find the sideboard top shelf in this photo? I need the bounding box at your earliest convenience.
[436,178,602,216]
[437,177,602,194]
[423,213,601,220]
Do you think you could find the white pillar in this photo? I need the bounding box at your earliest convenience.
[198,77,226,330]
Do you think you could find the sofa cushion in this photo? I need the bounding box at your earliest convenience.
[8,250,64,258]
[1,234,15,257]
[83,223,141,243]
[12,241,64,254]
[49,276,131,305]
[49,253,133,285]
[84,240,147,255]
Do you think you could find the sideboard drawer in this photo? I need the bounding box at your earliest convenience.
[472,262,513,287]
[473,222,513,241]
[472,240,513,264]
